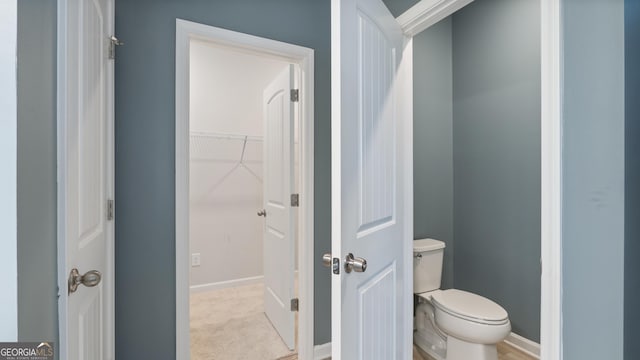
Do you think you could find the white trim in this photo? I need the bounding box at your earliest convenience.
[329,1,341,358]
[0,0,18,342]
[56,1,69,357]
[505,332,541,359]
[175,19,315,360]
[189,276,264,293]
[400,37,415,360]
[396,0,474,36]
[313,342,332,360]
[540,0,563,359]
[175,22,190,360]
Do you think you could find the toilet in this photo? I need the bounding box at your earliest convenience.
[413,238,511,360]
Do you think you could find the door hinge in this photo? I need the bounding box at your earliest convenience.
[107,199,114,221]
[290,193,299,207]
[290,298,299,312]
[108,35,124,60]
[290,89,299,102]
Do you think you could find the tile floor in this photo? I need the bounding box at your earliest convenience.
[191,283,536,360]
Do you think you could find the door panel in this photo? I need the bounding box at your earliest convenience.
[359,264,396,359]
[59,0,114,359]
[331,0,411,359]
[263,65,296,350]
[357,11,396,234]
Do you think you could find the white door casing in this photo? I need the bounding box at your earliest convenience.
[331,0,413,359]
[57,0,115,359]
[175,20,315,360]
[263,65,297,350]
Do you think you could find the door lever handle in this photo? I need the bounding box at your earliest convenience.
[257,209,267,217]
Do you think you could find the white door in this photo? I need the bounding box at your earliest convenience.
[331,0,413,359]
[58,0,114,359]
[262,65,297,350]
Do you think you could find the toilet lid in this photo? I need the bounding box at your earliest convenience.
[431,289,509,324]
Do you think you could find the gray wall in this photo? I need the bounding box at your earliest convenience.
[16,0,58,355]
[625,0,639,358]
[562,0,625,358]
[411,0,541,342]
[13,0,630,357]
[384,0,420,18]
[452,0,541,342]
[114,0,331,358]
[412,18,454,290]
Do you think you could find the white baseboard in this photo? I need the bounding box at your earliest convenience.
[504,332,540,359]
[190,275,263,293]
[313,342,331,360]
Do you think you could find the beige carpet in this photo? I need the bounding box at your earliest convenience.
[191,283,297,360]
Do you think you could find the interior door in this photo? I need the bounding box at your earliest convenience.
[331,0,412,359]
[262,65,296,350]
[58,0,114,359]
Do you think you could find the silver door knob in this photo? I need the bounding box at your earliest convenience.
[322,253,332,267]
[257,209,266,217]
[344,253,367,273]
[68,268,102,294]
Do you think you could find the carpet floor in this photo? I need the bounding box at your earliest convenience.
[190,283,297,360]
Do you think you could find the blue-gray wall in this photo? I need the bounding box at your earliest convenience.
[384,0,420,17]
[16,0,58,356]
[411,0,541,342]
[562,0,625,358]
[114,0,331,358]
[13,0,632,357]
[451,0,541,342]
[625,0,640,358]
[412,18,454,290]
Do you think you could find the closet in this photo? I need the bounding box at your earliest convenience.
[187,37,299,359]
[189,130,264,287]
[190,131,263,196]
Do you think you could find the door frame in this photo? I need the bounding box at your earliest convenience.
[175,19,315,360]
[395,0,563,359]
[56,0,116,358]
[0,0,17,342]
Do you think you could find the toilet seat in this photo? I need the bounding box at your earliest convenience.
[431,289,509,326]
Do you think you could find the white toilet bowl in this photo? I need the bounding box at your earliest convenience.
[431,289,511,360]
[416,290,511,360]
[413,239,511,360]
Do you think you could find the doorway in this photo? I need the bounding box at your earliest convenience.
[175,20,315,360]
[189,39,298,359]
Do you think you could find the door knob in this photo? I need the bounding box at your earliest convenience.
[68,268,102,294]
[344,253,367,273]
[257,209,267,217]
[322,253,332,267]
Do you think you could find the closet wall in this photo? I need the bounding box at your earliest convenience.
[189,39,289,288]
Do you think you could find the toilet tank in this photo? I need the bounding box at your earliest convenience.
[413,238,445,294]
